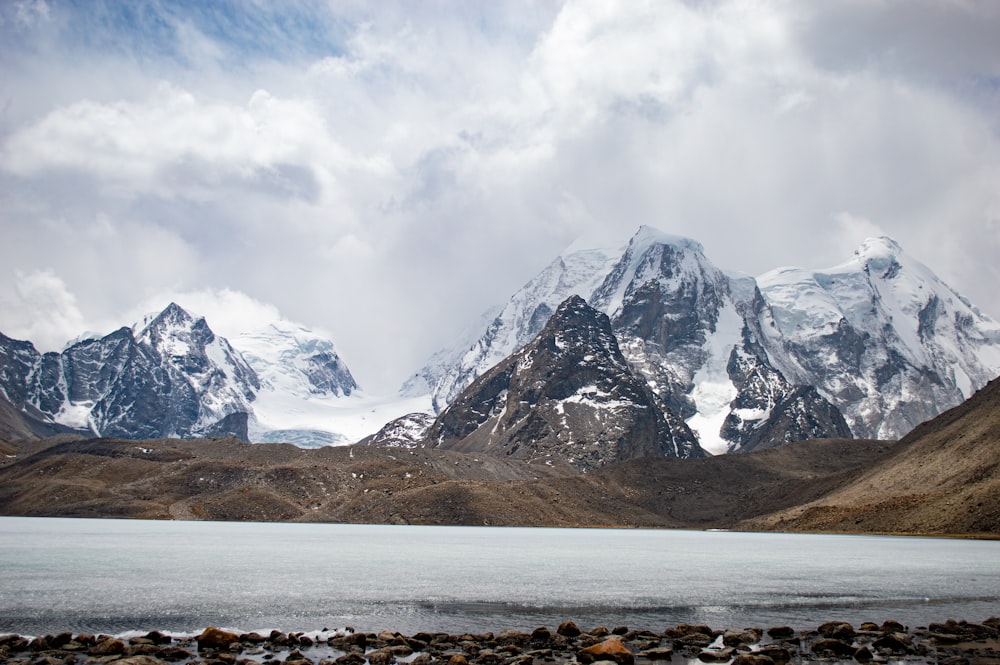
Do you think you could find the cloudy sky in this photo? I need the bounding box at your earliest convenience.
[2,0,999,393]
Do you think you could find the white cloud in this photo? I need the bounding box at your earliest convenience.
[1,1,999,392]
[1,269,86,351]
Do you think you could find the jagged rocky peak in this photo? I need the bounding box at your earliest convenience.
[427,295,705,471]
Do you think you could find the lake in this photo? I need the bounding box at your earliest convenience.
[1,517,997,636]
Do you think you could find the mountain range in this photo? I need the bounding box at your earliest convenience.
[2,226,999,465]
[0,303,357,444]
[402,227,1000,458]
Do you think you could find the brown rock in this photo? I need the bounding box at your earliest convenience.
[240,632,267,644]
[696,648,734,663]
[854,646,874,662]
[336,653,366,665]
[28,635,51,651]
[666,625,714,639]
[367,647,396,665]
[197,627,240,651]
[111,657,169,665]
[766,627,795,640]
[155,645,193,661]
[757,646,792,663]
[637,646,674,660]
[529,627,551,644]
[817,622,855,642]
[89,637,127,656]
[449,655,470,665]
[731,655,775,665]
[811,638,856,658]
[872,633,913,654]
[557,621,581,637]
[722,629,761,647]
[881,620,906,634]
[577,637,634,665]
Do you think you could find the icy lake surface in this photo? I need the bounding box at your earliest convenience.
[1,517,998,636]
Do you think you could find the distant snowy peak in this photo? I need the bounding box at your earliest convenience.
[759,236,1000,439]
[233,320,358,399]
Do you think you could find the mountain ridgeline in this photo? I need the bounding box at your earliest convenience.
[404,227,1000,459]
[2,226,999,471]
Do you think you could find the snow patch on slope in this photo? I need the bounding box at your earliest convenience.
[684,302,743,455]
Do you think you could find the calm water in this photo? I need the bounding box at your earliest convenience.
[1,517,997,636]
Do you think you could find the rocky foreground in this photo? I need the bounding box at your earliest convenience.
[3,618,999,665]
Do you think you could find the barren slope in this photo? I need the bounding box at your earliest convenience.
[743,377,1000,535]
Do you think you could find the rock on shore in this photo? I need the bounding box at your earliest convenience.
[1,618,998,665]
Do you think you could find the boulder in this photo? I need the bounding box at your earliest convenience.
[529,627,551,644]
[113,657,170,665]
[89,637,127,656]
[817,622,855,642]
[722,629,761,647]
[557,621,581,637]
[144,631,172,645]
[196,627,240,651]
[881,620,906,634]
[766,627,795,640]
[872,633,913,654]
[732,655,775,665]
[637,646,674,660]
[854,646,874,662]
[577,637,634,665]
[155,645,193,661]
[757,646,793,663]
[368,647,397,665]
[811,639,856,658]
[336,653,367,665]
[697,648,734,663]
[666,625,715,639]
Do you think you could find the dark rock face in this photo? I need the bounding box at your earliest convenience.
[0,303,258,441]
[427,296,705,470]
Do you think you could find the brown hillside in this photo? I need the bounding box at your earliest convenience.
[0,433,895,529]
[743,377,1000,535]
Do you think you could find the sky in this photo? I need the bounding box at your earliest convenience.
[2,0,999,394]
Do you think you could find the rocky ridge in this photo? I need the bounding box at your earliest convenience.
[424,296,704,470]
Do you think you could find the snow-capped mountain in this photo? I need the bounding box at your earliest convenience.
[0,301,429,448]
[0,303,259,440]
[426,295,705,469]
[758,236,1000,440]
[411,226,1000,452]
[413,226,849,454]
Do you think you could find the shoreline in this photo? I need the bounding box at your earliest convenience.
[3,618,998,665]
